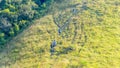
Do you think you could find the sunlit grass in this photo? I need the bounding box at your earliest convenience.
[0,0,120,68]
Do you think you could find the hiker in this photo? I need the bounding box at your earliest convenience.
[50,40,57,55]
[58,28,62,35]
[72,9,77,14]
[51,40,57,48]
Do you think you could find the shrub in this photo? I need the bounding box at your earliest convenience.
[14,24,20,32]
[9,28,14,36]
[2,8,10,13]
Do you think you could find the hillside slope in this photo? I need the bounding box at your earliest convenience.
[0,0,120,68]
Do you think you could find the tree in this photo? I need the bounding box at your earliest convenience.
[13,24,19,33]
[0,17,12,33]
[9,28,14,36]
[0,0,6,9]
[18,1,37,20]
[0,32,6,45]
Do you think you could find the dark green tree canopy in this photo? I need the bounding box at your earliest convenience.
[0,0,52,45]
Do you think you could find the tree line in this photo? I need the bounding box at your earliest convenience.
[0,0,53,46]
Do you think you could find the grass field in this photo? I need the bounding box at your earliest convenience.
[0,0,120,68]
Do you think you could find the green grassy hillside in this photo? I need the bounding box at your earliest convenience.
[0,0,120,68]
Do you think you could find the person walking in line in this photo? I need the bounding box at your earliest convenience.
[50,40,57,55]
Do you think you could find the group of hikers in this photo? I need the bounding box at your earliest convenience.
[50,28,62,55]
[49,2,88,55]
[50,8,78,55]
